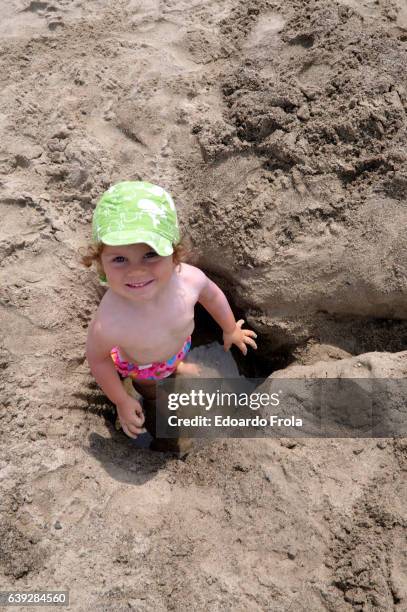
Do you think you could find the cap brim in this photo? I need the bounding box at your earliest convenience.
[100,230,174,256]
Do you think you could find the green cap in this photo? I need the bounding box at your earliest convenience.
[92,181,180,256]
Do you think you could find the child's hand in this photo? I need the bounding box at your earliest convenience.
[223,320,258,356]
[116,396,145,439]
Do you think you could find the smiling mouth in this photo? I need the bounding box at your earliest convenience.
[125,280,154,289]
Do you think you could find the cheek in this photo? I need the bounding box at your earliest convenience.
[102,262,122,278]
[153,261,174,279]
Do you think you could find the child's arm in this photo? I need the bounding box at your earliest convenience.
[86,319,145,438]
[197,274,257,355]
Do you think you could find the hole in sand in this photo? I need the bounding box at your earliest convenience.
[192,291,292,380]
[288,33,314,48]
[23,1,49,12]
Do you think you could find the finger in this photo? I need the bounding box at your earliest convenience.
[134,405,144,417]
[244,330,257,338]
[244,337,258,350]
[122,424,138,439]
[128,423,144,435]
[134,413,145,425]
[237,319,245,327]
[239,343,248,356]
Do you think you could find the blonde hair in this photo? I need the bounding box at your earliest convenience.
[79,237,193,281]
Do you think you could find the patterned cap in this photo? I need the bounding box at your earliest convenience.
[92,181,180,256]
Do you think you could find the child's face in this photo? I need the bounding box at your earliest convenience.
[100,242,175,302]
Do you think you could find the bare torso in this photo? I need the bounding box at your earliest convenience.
[95,263,205,365]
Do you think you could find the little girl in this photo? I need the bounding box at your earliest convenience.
[82,181,257,441]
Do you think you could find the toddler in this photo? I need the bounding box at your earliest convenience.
[83,181,257,441]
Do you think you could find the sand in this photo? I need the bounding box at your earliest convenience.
[0,0,406,610]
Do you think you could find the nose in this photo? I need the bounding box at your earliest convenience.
[128,260,149,277]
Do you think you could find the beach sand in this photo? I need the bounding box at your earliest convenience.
[0,0,406,609]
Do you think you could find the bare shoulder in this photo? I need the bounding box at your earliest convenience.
[178,262,208,292]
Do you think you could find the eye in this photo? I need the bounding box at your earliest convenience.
[144,251,159,259]
[112,256,126,263]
